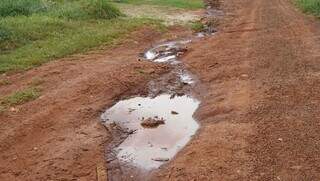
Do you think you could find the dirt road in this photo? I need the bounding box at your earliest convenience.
[1,0,320,180]
[154,0,320,180]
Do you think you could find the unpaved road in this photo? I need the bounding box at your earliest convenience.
[1,0,320,180]
[154,0,320,180]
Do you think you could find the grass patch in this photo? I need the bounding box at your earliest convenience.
[190,21,205,32]
[0,0,49,17]
[1,87,41,107]
[296,0,320,17]
[0,0,164,73]
[0,17,161,73]
[49,0,122,20]
[112,0,204,10]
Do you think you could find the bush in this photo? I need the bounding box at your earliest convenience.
[0,26,12,51]
[87,0,122,19]
[0,26,11,41]
[51,0,122,20]
[0,0,49,17]
[297,0,320,17]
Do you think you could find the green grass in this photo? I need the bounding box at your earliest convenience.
[0,0,49,17]
[0,0,163,73]
[190,21,205,32]
[296,0,320,17]
[112,0,204,10]
[49,0,122,20]
[0,16,160,73]
[0,87,41,107]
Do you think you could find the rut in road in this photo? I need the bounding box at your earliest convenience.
[154,0,320,180]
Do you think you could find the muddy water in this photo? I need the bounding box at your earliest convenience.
[101,37,202,177]
[101,94,199,170]
[101,11,219,178]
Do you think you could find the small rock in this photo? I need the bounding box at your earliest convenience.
[240,74,249,79]
[278,138,283,141]
[171,111,179,115]
[141,117,165,128]
[10,107,18,112]
[290,165,302,170]
[145,69,155,74]
[152,157,169,162]
[128,108,136,113]
[81,148,89,152]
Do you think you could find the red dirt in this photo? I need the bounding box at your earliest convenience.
[0,27,175,180]
[154,0,320,180]
[1,0,320,180]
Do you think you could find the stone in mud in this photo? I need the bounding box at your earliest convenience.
[152,157,170,162]
[140,117,165,128]
[171,111,179,115]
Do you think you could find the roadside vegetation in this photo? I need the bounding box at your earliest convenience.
[296,0,320,17]
[112,0,204,10]
[0,0,161,73]
[0,87,41,108]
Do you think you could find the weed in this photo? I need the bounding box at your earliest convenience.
[50,0,122,20]
[0,0,49,17]
[296,0,320,17]
[1,87,41,107]
[113,0,204,10]
[190,21,205,32]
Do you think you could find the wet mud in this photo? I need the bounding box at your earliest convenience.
[100,5,220,181]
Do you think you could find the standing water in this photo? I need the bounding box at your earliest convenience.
[101,37,201,173]
[100,17,218,177]
[101,94,199,170]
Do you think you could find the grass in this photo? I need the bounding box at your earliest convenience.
[0,0,49,17]
[0,17,161,73]
[296,0,320,17]
[0,0,163,73]
[190,21,205,32]
[112,0,204,10]
[0,87,41,107]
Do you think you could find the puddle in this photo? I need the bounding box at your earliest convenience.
[101,94,199,170]
[144,40,190,63]
[101,5,220,179]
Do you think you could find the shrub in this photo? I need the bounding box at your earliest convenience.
[1,87,41,106]
[0,0,49,17]
[297,0,320,17]
[87,0,122,19]
[0,26,11,41]
[51,0,122,20]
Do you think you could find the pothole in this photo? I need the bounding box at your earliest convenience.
[100,5,220,180]
[101,94,199,170]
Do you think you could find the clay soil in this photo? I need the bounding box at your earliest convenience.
[1,0,320,180]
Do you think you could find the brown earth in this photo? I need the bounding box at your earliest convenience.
[154,0,320,180]
[0,27,181,180]
[1,0,320,180]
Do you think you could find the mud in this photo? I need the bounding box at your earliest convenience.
[101,37,201,180]
[101,94,199,171]
[99,5,221,180]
